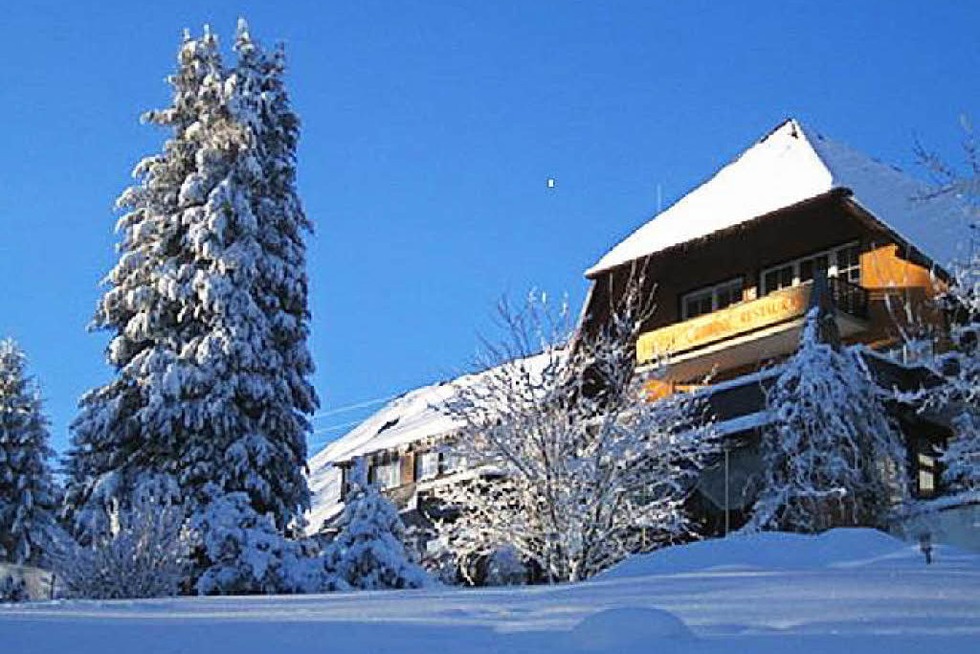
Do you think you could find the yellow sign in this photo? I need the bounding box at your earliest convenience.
[637,285,811,364]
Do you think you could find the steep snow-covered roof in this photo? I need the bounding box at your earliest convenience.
[587,119,973,277]
[310,383,461,469]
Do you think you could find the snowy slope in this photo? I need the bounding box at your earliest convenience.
[598,527,979,577]
[588,119,973,276]
[3,529,979,653]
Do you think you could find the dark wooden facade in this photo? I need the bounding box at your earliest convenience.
[583,190,947,384]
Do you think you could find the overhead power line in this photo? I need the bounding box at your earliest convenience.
[312,394,398,420]
[312,419,367,436]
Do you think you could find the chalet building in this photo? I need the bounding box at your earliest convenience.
[307,119,977,550]
[582,118,972,540]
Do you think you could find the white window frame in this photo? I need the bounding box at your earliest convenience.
[681,277,743,320]
[415,450,440,482]
[372,459,401,490]
[760,241,860,296]
[442,450,466,474]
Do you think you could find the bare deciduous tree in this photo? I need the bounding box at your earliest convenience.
[429,282,717,583]
[50,498,188,599]
[915,121,980,493]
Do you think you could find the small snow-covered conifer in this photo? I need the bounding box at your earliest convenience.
[192,490,323,595]
[324,462,430,591]
[747,304,907,532]
[0,340,58,565]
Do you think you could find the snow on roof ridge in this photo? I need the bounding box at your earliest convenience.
[586,118,970,277]
[307,378,456,469]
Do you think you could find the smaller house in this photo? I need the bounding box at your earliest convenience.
[306,354,549,536]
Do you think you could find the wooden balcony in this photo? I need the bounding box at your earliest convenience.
[636,278,869,381]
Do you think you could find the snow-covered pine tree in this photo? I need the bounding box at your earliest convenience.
[324,462,430,591]
[746,296,907,533]
[0,339,58,565]
[65,24,317,546]
[64,28,225,540]
[198,19,317,532]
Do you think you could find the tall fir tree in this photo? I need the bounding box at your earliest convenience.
[0,339,58,565]
[746,301,908,533]
[65,28,224,539]
[66,23,317,542]
[194,20,317,531]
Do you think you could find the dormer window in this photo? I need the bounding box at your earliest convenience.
[681,277,743,320]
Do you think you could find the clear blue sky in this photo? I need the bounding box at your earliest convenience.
[1,1,978,461]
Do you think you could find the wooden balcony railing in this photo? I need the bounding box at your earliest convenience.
[828,277,869,320]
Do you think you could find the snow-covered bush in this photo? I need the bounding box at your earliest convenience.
[918,288,980,493]
[746,306,907,533]
[942,408,980,492]
[51,499,187,599]
[192,491,324,595]
[0,575,27,603]
[324,472,430,591]
[484,545,527,586]
[0,339,59,565]
[431,287,717,584]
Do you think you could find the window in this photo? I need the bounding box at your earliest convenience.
[681,277,743,319]
[836,243,861,283]
[760,242,861,296]
[799,254,829,284]
[415,451,440,481]
[917,451,938,498]
[371,459,400,490]
[443,451,466,474]
[762,265,794,295]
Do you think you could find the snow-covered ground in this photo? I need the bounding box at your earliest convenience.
[3,529,979,653]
